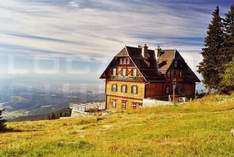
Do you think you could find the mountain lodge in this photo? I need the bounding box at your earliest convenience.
[100,44,200,111]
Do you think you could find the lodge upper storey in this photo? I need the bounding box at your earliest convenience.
[100,44,200,84]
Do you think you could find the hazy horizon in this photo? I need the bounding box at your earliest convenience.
[0,0,233,90]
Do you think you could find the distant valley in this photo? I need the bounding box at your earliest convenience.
[0,82,104,119]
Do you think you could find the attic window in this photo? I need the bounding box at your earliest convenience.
[132,69,137,77]
[113,68,116,76]
[120,58,123,64]
[126,58,130,64]
[122,68,127,76]
[123,58,126,64]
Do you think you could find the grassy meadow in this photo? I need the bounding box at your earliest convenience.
[1,94,234,157]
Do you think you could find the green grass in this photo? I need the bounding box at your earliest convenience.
[1,94,234,157]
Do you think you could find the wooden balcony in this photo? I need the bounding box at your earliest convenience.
[110,75,142,81]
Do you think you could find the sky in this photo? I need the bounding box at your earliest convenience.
[0,0,233,90]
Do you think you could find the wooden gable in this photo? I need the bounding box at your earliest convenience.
[158,50,200,82]
[99,47,145,80]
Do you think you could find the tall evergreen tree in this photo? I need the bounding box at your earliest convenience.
[198,6,224,91]
[0,109,6,131]
[220,5,234,65]
[220,57,234,92]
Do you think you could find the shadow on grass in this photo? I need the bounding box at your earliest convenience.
[0,127,40,133]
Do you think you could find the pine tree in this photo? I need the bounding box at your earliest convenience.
[0,109,6,131]
[220,58,234,92]
[198,6,224,92]
[221,5,234,65]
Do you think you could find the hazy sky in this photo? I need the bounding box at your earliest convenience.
[0,0,233,86]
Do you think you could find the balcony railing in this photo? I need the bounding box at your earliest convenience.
[111,76,138,81]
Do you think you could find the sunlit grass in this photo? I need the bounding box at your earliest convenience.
[1,94,234,157]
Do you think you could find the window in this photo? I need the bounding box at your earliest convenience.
[132,69,137,77]
[174,60,178,68]
[123,58,126,64]
[122,68,126,76]
[166,85,170,94]
[120,58,123,64]
[126,58,130,64]
[112,99,116,108]
[113,68,116,76]
[132,102,142,109]
[132,102,137,109]
[122,100,126,111]
[111,84,118,92]
[121,85,127,93]
[179,71,182,78]
[131,85,138,94]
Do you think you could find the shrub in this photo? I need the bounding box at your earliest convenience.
[0,109,6,131]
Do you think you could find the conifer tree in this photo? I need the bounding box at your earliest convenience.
[0,109,6,131]
[220,5,234,65]
[198,6,224,91]
[220,58,234,92]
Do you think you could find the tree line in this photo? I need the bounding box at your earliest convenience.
[198,5,234,93]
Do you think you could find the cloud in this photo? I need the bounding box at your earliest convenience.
[0,0,232,82]
[68,1,80,8]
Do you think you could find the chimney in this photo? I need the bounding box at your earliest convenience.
[142,44,148,58]
[155,45,162,59]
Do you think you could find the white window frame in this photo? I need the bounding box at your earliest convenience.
[112,84,118,92]
[113,68,116,76]
[122,68,126,76]
[122,58,125,64]
[133,69,137,77]
[120,58,123,64]
[126,58,130,64]
[131,85,138,94]
[121,85,127,93]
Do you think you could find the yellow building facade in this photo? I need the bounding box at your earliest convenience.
[106,80,145,112]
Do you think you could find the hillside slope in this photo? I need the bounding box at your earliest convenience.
[1,94,234,157]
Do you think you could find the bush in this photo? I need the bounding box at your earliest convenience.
[0,109,6,131]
